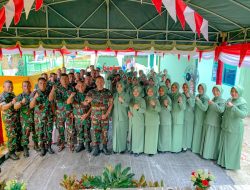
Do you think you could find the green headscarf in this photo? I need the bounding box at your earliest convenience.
[116,81,126,94]
[132,85,143,98]
[232,86,243,97]
[159,85,169,104]
[171,82,180,100]
[212,85,223,100]
[197,83,209,101]
[145,86,157,101]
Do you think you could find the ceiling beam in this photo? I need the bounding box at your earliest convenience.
[111,0,137,29]
[78,1,105,28]
[1,26,218,34]
[48,5,77,28]
[230,0,250,12]
[0,36,217,43]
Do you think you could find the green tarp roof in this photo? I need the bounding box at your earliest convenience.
[0,0,249,51]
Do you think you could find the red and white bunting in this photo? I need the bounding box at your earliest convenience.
[151,0,209,41]
[0,0,43,32]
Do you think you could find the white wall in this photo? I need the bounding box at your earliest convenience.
[160,54,195,85]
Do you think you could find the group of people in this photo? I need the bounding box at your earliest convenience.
[0,66,248,170]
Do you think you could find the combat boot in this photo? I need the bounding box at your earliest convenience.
[102,145,111,155]
[58,143,65,152]
[9,151,19,160]
[33,142,39,151]
[85,143,92,153]
[23,146,29,157]
[40,146,46,156]
[47,145,55,154]
[75,143,84,153]
[92,145,100,156]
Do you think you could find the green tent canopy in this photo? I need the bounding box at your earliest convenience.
[0,0,249,51]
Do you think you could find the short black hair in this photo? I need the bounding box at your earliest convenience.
[38,77,46,82]
[4,80,13,85]
[61,73,68,77]
[96,76,104,80]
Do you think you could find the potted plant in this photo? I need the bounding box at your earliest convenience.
[191,169,215,190]
[4,180,26,190]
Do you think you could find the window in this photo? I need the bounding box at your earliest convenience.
[211,62,237,86]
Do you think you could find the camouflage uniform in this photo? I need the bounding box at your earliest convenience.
[54,85,75,146]
[86,88,112,146]
[16,93,38,147]
[72,92,91,145]
[46,81,58,137]
[31,90,52,148]
[0,92,18,152]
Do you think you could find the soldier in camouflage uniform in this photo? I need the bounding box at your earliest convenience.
[30,77,55,156]
[85,76,113,156]
[67,81,92,153]
[0,80,19,160]
[14,81,38,157]
[49,73,76,152]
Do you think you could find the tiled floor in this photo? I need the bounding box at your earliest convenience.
[0,117,249,190]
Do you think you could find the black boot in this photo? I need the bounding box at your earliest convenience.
[9,151,19,160]
[85,143,92,153]
[23,146,29,157]
[40,147,46,157]
[34,142,40,151]
[92,145,100,156]
[102,145,111,155]
[47,145,55,154]
[75,143,84,153]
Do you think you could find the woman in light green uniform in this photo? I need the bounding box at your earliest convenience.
[192,83,209,154]
[182,83,195,150]
[128,85,146,157]
[200,85,225,159]
[217,86,248,170]
[170,82,186,153]
[158,85,172,152]
[112,81,130,153]
[144,87,161,156]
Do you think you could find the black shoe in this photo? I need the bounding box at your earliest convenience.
[85,143,92,153]
[120,151,125,154]
[16,146,24,152]
[47,146,55,154]
[9,152,19,160]
[23,147,29,157]
[92,146,100,156]
[75,144,84,153]
[40,148,46,156]
[134,153,140,157]
[148,154,154,157]
[34,142,39,151]
[102,145,111,155]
